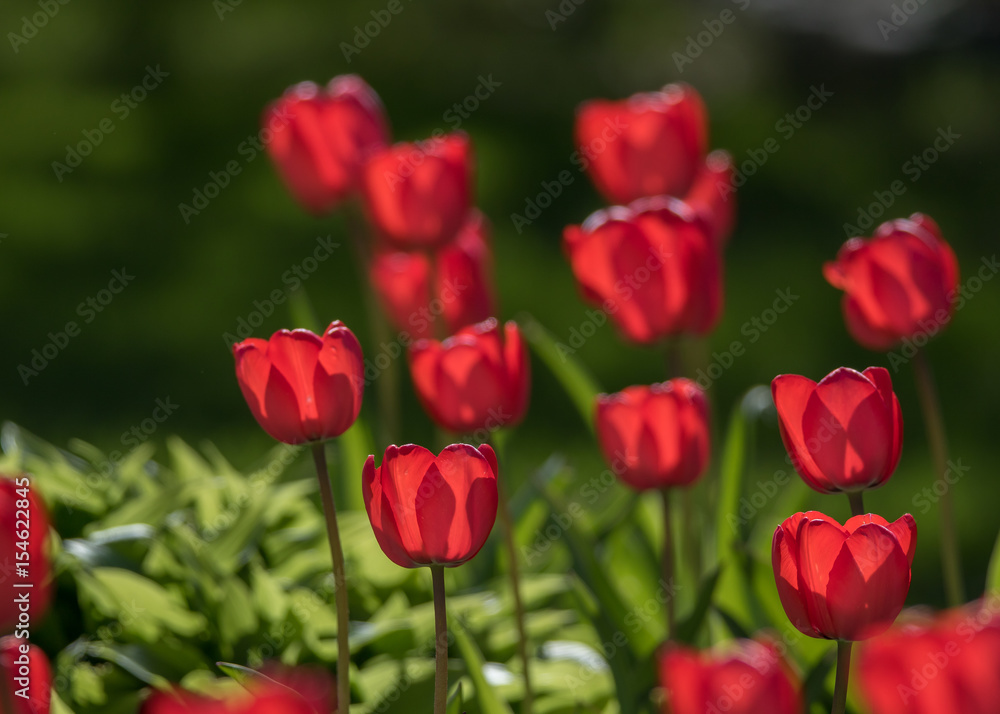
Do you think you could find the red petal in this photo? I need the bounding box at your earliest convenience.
[772,525,817,638]
[796,517,849,638]
[770,374,832,492]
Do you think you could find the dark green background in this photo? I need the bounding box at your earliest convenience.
[2,0,999,607]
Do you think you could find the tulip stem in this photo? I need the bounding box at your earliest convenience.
[661,488,676,639]
[497,475,534,714]
[912,350,965,606]
[311,443,351,710]
[847,491,865,517]
[831,641,853,714]
[431,565,449,714]
[345,203,400,445]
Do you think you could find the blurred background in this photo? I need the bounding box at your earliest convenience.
[2,0,999,611]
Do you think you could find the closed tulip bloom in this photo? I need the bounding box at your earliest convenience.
[858,604,1000,714]
[772,511,916,641]
[361,133,472,249]
[563,196,722,344]
[408,319,529,434]
[233,322,364,445]
[684,150,736,247]
[0,637,51,714]
[363,444,498,568]
[594,380,710,491]
[575,83,708,205]
[264,75,389,214]
[0,478,52,633]
[823,213,959,351]
[771,367,902,494]
[370,210,494,340]
[660,639,801,714]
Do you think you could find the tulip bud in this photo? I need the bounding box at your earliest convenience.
[264,75,390,214]
[595,379,710,491]
[771,367,902,494]
[772,511,916,641]
[823,213,960,351]
[575,83,708,205]
[233,322,365,445]
[363,443,498,568]
[563,196,722,344]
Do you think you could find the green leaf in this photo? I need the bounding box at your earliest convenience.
[216,661,302,703]
[716,400,748,564]
[89,567,207,638]
[676,567,722,644]
[217,578,260,646]
[987,524,1000,594]
[519,314,601,432]
[446,681,464,714]
[451,618,515,714]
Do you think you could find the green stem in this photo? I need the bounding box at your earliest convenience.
[312,443,351,710]
[912,350,964,606]
[497,476,533,714]
[847,491,865,517]
[831,641,853,714]
[345,204,399,445]
[661,488,676,639]
[432,565,448,714]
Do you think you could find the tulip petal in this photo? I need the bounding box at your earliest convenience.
[314,323,365,438]
[362,452,417,568]
[437,444,497,565]
[380,444,438,562]
[826,523,910,640]
[796,517,850,638]
[862,366,903,479]
[772,525,817,638]
[771,374,832,492]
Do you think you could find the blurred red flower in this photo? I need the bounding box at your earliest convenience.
[361,133,473,249]
[563,196,722,344]
[264,75,389,214]
[363,443,498,568]
[233,322,364,445]
[824,213,959,351]
[575,83,707,205]
[660,639,801,714]
[0,636,51,714]
[684,149,736,247]
[0,478,52,634]
[857,602,1000,714]
[141,685,319,714]
[594,379,710,491]
[408,319,529,434]
[771,366,902,494]
[772,512,916,641]
[371,210,494,340]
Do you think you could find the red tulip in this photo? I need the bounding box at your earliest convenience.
[772,511,916,641]
[264,75,389,214]
[363,443,498,568]
[771,367,902,494]
[823,213,960,351]
[0,477,52,634]
[233,322,364,445]
[857,602,1000,714]
[0,637,51,714]
[361,132,472,249]
[575,83,707,205]
[370,210,494,340]
[684,150,736,247]
[141,685,317,714]
[594,379,710,491]
[563,196,722,344]
[660,639,801,714]
[408,319,529,434]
